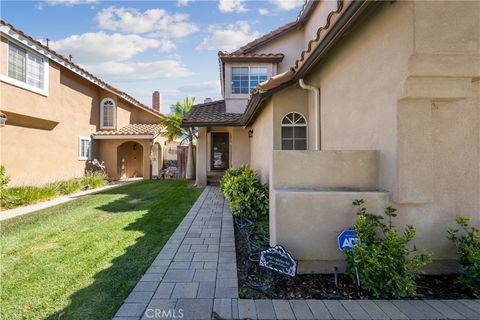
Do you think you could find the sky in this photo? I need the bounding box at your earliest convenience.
[1,0,302,113]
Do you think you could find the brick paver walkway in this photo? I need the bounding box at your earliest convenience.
[114,186,480,320]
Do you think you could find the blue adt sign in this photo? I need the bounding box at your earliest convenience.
[338,229,359,251]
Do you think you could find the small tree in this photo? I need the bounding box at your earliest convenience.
[160,97,198,180]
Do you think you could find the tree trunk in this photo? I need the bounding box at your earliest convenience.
[186,139,195,180]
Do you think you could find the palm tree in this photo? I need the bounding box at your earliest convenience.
[160,97,198,180]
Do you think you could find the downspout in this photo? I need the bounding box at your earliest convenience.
[298,78,320,150]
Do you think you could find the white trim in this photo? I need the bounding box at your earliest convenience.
[231,65,269,95]
[280,112,308,150]
[1,39,49,96]
[78,136,92,160]
[100,98,117,130]
[92,135,154,140]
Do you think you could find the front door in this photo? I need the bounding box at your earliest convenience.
[211,133,229,171]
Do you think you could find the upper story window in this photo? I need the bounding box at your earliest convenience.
[2,41,49,95]
[281,112,307,150]
[100,98,116,129]
[232,66,268,94]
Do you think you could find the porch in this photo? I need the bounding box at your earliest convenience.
[92,124,165,181]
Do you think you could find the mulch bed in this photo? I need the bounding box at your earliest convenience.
[234,227,478,300]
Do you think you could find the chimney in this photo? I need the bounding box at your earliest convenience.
[204,97,212,103]
[152,91,161,112]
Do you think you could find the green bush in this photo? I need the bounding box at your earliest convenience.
[79,171,107,190]
[344,199,431,298]
[220,164,268,219]
[0,165,9,189]
[0,171,107,210]
[47,179,82,195]
[448,216,480,294]
[1,185,58,209]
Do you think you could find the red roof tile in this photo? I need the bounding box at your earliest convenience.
[93,124,162,136]
[0,20,163,119]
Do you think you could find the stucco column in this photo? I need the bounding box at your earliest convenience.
[195,127,207,187]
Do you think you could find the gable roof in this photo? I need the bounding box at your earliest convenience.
[232,0,320,54]
[0,20,164,119]
[182,100,242,127]
[241,0,380,126]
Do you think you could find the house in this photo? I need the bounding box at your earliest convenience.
[182,0,480,273]
[0,21,170,186]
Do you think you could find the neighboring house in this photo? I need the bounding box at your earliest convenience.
[183,0,480,273]
[0,21,169,186]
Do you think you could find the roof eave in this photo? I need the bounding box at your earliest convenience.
[181,121,241,128]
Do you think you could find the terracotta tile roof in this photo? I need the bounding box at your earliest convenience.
[0,20,163,119]
[93,123,162,136]
[292,0,346,71]
[218,52,284,62]
[232,0,319,54]
[182,100,242,126]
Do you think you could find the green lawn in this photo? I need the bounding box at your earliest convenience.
[0,180,203,320]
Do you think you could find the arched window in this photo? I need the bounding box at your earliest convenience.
[100,98,116,129]
[281,112,307,150]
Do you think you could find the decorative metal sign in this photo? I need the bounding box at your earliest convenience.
[259,245,297,277]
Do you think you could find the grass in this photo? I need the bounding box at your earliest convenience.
[0,172,107,210]
[0,180,203,320]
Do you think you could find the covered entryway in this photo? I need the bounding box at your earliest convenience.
[117,141,143,178]
[92,124,166,181]
[211,132,229,171]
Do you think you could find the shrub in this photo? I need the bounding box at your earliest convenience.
[448,216,480,293]
[0,172,107,210]
[220,164,268,219]
[0,165,9,189]
[344,199,431,298]
[1,185,58,209]
[79,171,107,190]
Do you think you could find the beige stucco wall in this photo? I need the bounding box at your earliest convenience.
[264,1,480,272]
[249,99,274,184]
[0,35,160,186]
[98,139,152,180]
[250,28,304,74]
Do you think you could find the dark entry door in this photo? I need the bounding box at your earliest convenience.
[211,133,229,171]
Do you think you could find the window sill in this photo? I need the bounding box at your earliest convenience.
[0,74,48,96]
[99,126,116,130]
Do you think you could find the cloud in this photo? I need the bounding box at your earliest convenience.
[35,0,97,9]
[196,21,259,52]
[96,6,198,38]
[87,60,193,81]
[268,0,303,11]
[177,80,220,93]
[258,8,269,16]
[49,32,171,64]
[177,0,190,7]
[218,0,247,13]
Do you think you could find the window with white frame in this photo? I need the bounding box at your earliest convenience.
[78,137,91,160]
[231,66,268,94]
[100,98,116,129]
[8,42,45,90]
[281,112,307,150]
